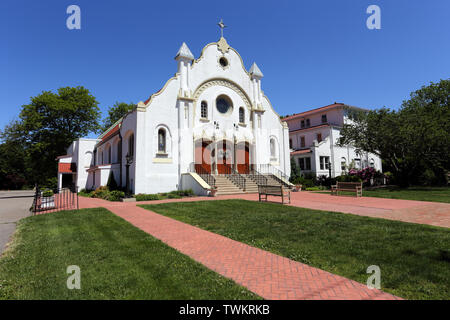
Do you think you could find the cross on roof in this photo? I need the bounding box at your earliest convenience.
[217,18,227,38]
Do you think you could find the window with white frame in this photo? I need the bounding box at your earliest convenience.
[299,157,311,170]
[300,136,305,148]
[319,156,330,170]
[354,158,361,169]
[341,157,346,171]
[158,128,166,153]
[370,158,375,168]
[321,114,327,123]
[270,138,276,159]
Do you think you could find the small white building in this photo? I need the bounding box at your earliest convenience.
[285,103,382,178]
[57,35,291,195]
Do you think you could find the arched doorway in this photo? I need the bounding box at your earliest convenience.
[236,141,250,174]
[216,140,233,174]
[194,140,212,173]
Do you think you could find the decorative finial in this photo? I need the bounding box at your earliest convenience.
[217,18,227,38]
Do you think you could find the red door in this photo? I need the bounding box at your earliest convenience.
[217,142,232,174]
[237,144,250,174]
[195,141,211,173]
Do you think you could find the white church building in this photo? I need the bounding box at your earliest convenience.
[286,103,382,177]
[57,34,291,195]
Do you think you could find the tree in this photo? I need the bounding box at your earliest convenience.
[102,102,135,132]
[290,157,300,182]
[1,86,101,186]
[338,79,450,186]
[0,121,30,189]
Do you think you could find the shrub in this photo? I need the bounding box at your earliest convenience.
[305,187,321,191]
[42,189,54,197]
[78,189,94,198]
[106,190,125,201]
[316,175,336,188]
[92,186,109,199]
[167,193,182,199]
[336,175,362,183]
[107,172,118,191]
[175,189,194,197]
[135,193,161,201]
[291,176,315,188]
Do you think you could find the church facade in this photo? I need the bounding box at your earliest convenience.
[57,36,291,195]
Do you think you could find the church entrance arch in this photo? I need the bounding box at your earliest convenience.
[216,140,234,174]
[236,141,250,174]
[194,140,213,174]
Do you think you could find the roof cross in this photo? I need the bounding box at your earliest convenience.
[217,18,227,38]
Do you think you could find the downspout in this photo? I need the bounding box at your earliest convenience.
[329,126,335,178]
[118,129,123,187]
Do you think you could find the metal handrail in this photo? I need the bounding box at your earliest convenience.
[246,164,268,185]
[257,164,291,186]
[189,163,216,188]
[224,164,246,191]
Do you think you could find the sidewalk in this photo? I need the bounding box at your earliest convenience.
[79,196,402,300]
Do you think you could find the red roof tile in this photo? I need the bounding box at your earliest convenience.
[101,123,120,142]
[283,103,344,121]
[289,123,330,133]
[291,149,312,155]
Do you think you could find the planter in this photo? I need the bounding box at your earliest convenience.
[294,184,302,192]
[209,188,218,197]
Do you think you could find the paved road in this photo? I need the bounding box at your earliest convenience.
[0,190,34,255]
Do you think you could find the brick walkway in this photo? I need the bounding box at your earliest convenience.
[80,191,450,228]
[79,196,405,300]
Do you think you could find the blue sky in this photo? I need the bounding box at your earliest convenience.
[1,0,449,135]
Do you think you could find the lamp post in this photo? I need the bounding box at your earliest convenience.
[125,152,133,196]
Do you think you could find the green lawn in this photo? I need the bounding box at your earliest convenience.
[0,208,258,300]
[316,186,450,203]
[140,200,450,300]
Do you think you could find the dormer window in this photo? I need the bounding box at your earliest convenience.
[321,114,327,123]
[301,120,305,128]
[306,119,310,127]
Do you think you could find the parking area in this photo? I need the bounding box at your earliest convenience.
[0,190,34,255]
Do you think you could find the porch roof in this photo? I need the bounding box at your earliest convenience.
[291,148,312,155]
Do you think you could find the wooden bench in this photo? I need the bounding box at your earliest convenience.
[258,185,291,204]
[331,182,363,197]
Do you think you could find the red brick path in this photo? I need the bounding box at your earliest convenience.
[78,195,410,300]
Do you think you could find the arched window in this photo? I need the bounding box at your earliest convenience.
[201,101,208,119]
[128,134,134,158]
[370,158,375,168]
[100,150,103,165]
[158,129,166,153]
[270,138,276,158]
[239,107,245,123]
[106,144,111,164]
[84,151,92,167]
[341,157,346,171]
